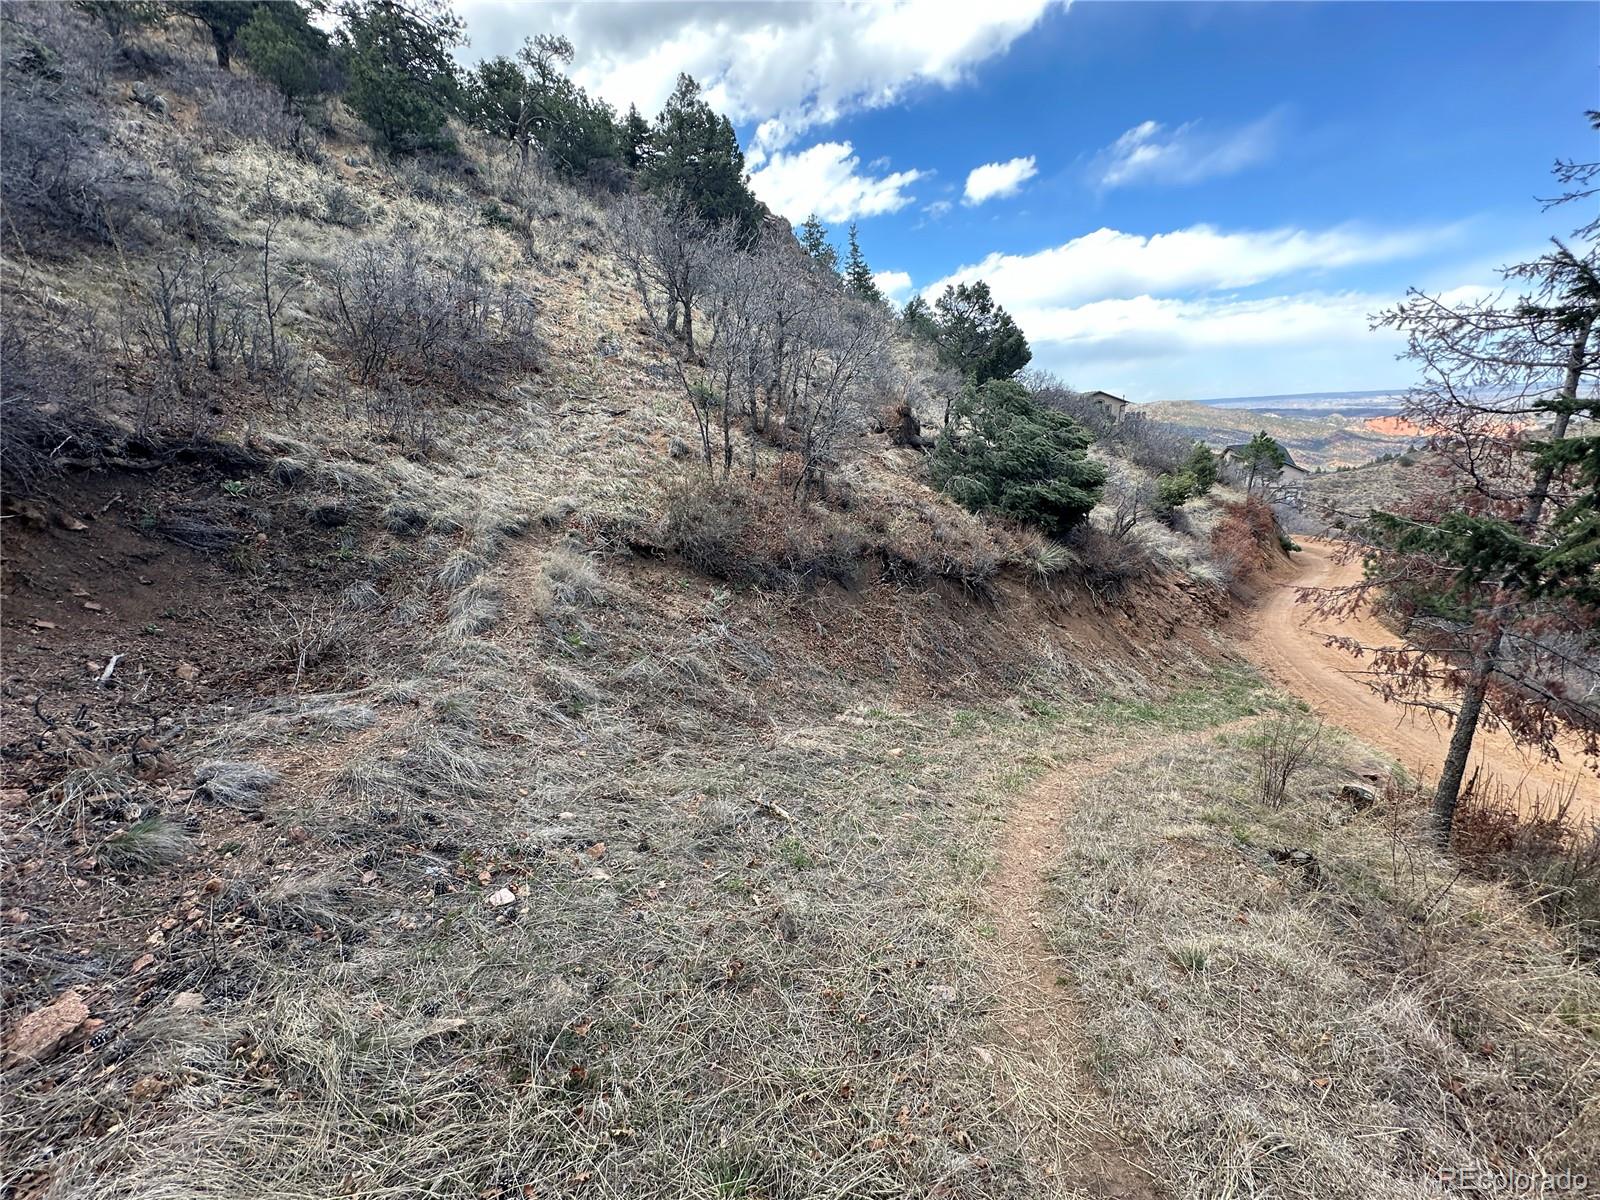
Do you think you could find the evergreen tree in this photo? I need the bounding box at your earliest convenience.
[622,102,650,169]
[902,295,938,343]
[339,0,463,155]
[462,35,572,166]
[1315,222,1599,839]
[642,73,762,239]
[932,280,1031,384]
[237,3,331,101]
[798,213,837,273]
[1236,430,1288,493]
[931,379,1105,537]
[1185,443,1221,493]
[843,223,881,303]
[174,1,273,71]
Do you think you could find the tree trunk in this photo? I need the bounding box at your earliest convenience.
[682,305,695,355]
[212,30,231,71]
[1432,626,1500,845]
[1430,313,1592,842]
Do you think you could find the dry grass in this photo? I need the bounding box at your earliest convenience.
[1044,710,1600,1199]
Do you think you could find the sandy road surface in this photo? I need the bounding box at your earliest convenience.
[1240,540,1600,816]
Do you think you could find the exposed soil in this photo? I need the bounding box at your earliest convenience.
[1239,539,1600,815]
[981,716,1262,1199]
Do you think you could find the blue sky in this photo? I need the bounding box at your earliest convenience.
[457,2,1599,401]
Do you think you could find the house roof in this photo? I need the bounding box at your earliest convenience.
[1082,390,1128,406]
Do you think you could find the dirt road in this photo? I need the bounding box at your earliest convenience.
[1240,540,1600,814]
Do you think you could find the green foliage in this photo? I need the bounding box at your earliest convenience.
[902,295,937,343]
[1185,443,1220,492]
[843,222,881,303]
[641,73,762,239]
[174,1,273,69]
[237,3,331,100]
[1156,443,1221,515]
[933,280,1031,384]
[1527,382,1600,606]
[931,380,1105,537]
[621,102,650,169]
[339,0,463,155]
[1156,472,1197,512]
[798,213,837,273]
[460,34,622,179]
[1236,430,1288,490]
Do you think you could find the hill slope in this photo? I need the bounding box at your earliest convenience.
[3,8,1595,1199]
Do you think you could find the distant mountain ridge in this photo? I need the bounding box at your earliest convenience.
[1139,399,1419,469]
[1182,389,1408,418]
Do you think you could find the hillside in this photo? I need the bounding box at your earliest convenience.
[1142,400,1418,469]
[4,8,1597,1200]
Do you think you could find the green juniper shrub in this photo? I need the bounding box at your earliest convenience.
[931,380,1104,538]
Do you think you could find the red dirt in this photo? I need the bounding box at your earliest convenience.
[1239,539,1600,817]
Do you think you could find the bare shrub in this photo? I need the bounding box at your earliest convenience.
[328,229,539,388]
[0,3,158,244]
[1063,521,1153,603]
[0,308,120,494]
[658,474,749,577]
[1250,712,1324,807]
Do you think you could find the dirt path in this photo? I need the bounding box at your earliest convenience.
[982,719,1260,1198]
[1240,539,1599,815]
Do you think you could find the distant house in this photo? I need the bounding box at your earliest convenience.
[1221,441,1310,499]
[1081,390,1130,426]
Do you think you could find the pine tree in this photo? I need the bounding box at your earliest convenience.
[902,295,938,343]
[1313,226,1599,841]
[1236,430,1287,493]
[798,214,838,273]
[173,1,272,71]
[622,103,650,170]
[931,380,1105,537]
[339,0,464,155]
[642,74,762,239]
[237,3,331,101]
[932,280,1031,384]
[843,223,881,302]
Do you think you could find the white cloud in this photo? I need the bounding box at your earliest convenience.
[921,223,1450,309]
[458,1,1059,155]
[748,141,923,223]
[963,155,1038,205]
[1096,114,1280,189]
[919,220,1465,399]
[874,270,914,302]
[1023,292,1386,357]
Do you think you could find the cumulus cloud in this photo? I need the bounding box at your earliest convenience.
[874,270,914,302]
[458,1,1059,155]
[963,156,1038,205]
[1096,113,1280,188]
[919,220,1464,397]
[748,142,923,222]
[920,223,1449,309]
